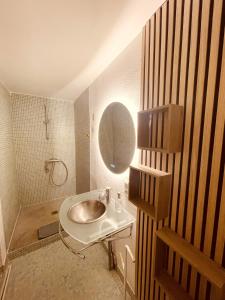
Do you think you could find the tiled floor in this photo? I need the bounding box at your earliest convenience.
[9,199,64,252]
[5,239,124,300]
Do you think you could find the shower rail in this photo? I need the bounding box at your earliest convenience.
[43,104,50,140]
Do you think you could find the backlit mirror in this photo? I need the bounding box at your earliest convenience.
[98,102,135,174]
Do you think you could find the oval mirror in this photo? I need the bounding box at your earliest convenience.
[98,102,135,174]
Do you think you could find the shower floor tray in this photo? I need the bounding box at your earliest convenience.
[8,198,65,259]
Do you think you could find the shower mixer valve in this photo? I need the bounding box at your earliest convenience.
[44,159,60,172]
[44,161,50,173]
[44,158,69,187]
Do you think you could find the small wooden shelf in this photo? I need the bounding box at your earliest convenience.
[138,104,184,153]
[128,164,171,221]
[155,227,225,300]
[155,271,192,300]
[129,197,155,217]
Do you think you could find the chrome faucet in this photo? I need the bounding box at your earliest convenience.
[105,187,111,204]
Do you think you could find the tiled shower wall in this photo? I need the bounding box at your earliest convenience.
[11,93,76,207]
[0,83,19,249]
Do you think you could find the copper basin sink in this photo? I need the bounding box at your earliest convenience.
[67,200,106,224]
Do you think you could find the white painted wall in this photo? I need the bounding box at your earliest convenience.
[0,82,19,265]
[89,33,142,290]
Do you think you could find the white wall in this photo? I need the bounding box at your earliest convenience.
[0,82,19,263]
[74,89,90,194]
[89,33,142,290]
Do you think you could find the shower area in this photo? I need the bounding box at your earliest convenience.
[9,93,77,256]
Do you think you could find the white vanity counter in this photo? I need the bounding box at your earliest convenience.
[59,190,135,245]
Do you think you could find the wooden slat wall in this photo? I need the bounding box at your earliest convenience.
[137,0,225,299]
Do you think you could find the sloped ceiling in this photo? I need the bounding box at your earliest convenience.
[0,0,165,101]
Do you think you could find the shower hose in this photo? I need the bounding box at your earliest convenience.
[45,158,68,187]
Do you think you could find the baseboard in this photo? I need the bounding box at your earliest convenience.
[8,233,60,260]
[0,263,11,300]
[7,205,21,258]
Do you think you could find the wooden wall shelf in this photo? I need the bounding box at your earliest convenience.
[138,104,184,153]
[128,164,171,221]
[154,227,225,300]
[155,271,193,300]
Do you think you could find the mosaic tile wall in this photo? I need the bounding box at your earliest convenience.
[0,83,19,248]
[11,93,76,207]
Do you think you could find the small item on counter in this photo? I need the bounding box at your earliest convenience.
[98,190,106,201]
[115,192,122,213]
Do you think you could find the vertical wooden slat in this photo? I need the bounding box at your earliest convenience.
[162,0,175,208]
[144,22,150,111]
[154,10,160,106]
[165,0,191,291]
[164,0,175,104]
[170,0,183,104]
[157,5,168,299]
[141,21,150,300]
[214,31,225,266]
[137,205,143,298]
[145,176,152,300]
[161,3,175,291]
[177,0,198,293]
[151,114,156,149]
[149,10,159,300]
[141,175,147,300]
[199,1,224,298]
[144,19,154,299]
[168,0,186,287]
[148,11,157,300]
[136,26,146,298]
[201,0,223,253]
[161,4,169,300]
[154,9,162,300]
[215,168,225,263]
[157,112,162,149]
[174,0,201,296]
[191,0,212,257]
[136,0,225,298]
[138,174,145,299]
[149,14,155,109]
[140,27,146,110]
[183,0,210,296]
[135,208,140,297]
[167,0,183,281]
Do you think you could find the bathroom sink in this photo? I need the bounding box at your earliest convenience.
[59,189,135,244]
[67,200,106,224]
